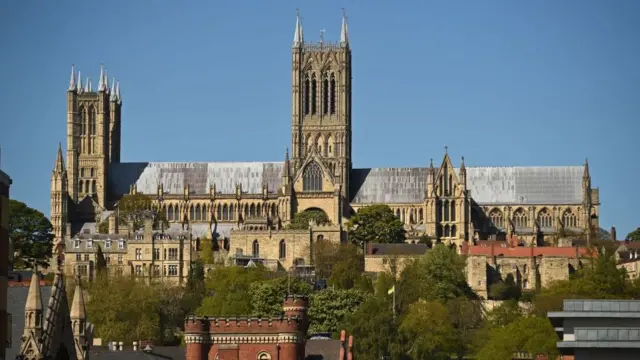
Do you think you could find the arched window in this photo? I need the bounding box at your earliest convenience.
[229,204,235,221]
[311,73,317,115]
[79,106,86,135]
[303,74,310,115]
[252,240,260,258]
[91,181,96,194]
[303,162,322,191]
[330,74,336,115]
[444,225,450,237]
[489,209,504,229]
[563,210,577,228]
[195,204,202,221]
[79,180,84,194]
[451,201,456,221]
[250,204,256,218]
[244,205,249,218]
[448,175,453,196]
[257,352,271,360]
[85,181,90,194]
[168,205,174,221]
[537,208,552,228]
[443,201,450,221]
[216,205,222,221]
[513,208,528,228]
[323,74,329,115]
[279,239,286,259]
[451,225,457,238]
[222,204,229,221]
[317,234,324,242]
[89,106,96,135]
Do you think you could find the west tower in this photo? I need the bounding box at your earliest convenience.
[291,11,352,200]
[64,65,122,220]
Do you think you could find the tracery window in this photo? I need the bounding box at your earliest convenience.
[229,204,235,221]
[195,204,202,221]
[537,208,552,228]
[489,209,504,229]
[279,239,286,259]
[222,204,229,221]
[303,162,322,191]
[303,74,310,115]
[444,225,450,237]
[330,73,336,115]
[451,201,456,221]
[443,201,450,221]
[323,74,329,115]
[451,225,457,238]
[311,73,317,115]
[513,208,528,228]
[563,210,577,228]
[252,240,260,258]
[189,205,195,221]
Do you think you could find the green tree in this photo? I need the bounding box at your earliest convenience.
[199,238,215,264]
[346,204,405,247]
[8,199,54,268]
[196,266,267,316]
[85,274,160,343]
[447,297,484,359]
[488,273,521,300]
[627,227,640,241]
[97,221,109,234]
[288,209,330,230]
[399,301,457,360]
[308,288,371,335]
[476,316,558,360]
[117,193,169,231]
[397,244,475,311]
[250,276,313,317]
[343,296,403,360]
[95,244,107,277]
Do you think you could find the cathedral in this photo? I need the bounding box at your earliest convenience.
[50,12,599,274]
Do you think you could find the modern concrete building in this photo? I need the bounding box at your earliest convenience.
[1,162,12,360]
[548,299,640,359]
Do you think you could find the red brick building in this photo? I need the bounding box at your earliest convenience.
[184,295,354,360]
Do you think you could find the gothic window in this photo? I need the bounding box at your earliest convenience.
[89,106,96,135]
[84,181,90,194]
[489,209,504,229]
[195,204,202,221]
[79,106,86,135]
[563,209,577,228]
[330,73,336,115]
[250,204,256,218]
[444,225,450,237]
[244,205,249,219]
[513,208,528,228]
[167,205,174,221]
[323,74,329,115]
[303,162,323,191]
[451,201,456,221]
[252,240,260,258]
[189,205,195,221]
[229,204,235,221]
[79,180,84,194]
[448,175,453,196]
[444,201,450,221]
[271,204,276,217]
[257,204,262,217]
[303,74,310,115]
[444,167,449,196]
[91,180,96,194]
[222,204,229,221]
[90,168,95,177]
[537,208,552,228]
[451,225,457,238]
[311,73,317,115]
[317,234,324,242]
[279,239,286,259]
[419,208,424,222]
[217,205,222,221]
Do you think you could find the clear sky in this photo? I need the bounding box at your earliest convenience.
[0,0,638,237]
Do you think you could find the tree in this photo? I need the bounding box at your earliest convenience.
[627,228,640,241]
[288,209,330,230]
[346,204,405,247]
[85,274,160,343]
[199,238,215,264]
[97,221,109,234]
[342,296,403,359]
[196,266,267,316]
[476,316,558,360]
[399,301,457,360]
[397,244,475,312]
[250,276,313,317]
[447,297,484,359]
[95,244,107,277]
[117,193,169,231]
[488,273,521,300]
[8,199,54,268]
[308,288,371,335]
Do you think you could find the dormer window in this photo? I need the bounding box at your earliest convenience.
[105,239,111,249]
[74,239,80,248]
[118,240,125,249]
[87,239,93,248]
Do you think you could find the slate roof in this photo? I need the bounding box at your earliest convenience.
[7,285,53,360]
[109,161,585,206]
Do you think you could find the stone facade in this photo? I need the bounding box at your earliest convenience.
[1,167,11,360]
[63,217,193,284]
[50,13,600,276]
[363,243,429,276]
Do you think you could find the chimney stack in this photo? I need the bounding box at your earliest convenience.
[109,214,118,234]
[611,227,617,241]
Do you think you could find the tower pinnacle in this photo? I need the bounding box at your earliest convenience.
[110,78,117,101]
[98,64,106,91]
[340,9,349,46]
[293,9,304,47]
[54,142,65,173]
[77,71,83,93]
[69,65,76,91]
[116,81,121,103]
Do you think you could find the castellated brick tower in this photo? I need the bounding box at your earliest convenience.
[184,295,309,360]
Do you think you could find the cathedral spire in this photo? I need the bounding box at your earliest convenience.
[68,65,76,91]
[26,271,43,313]
[293,9,303,47]
[70,275,86,320]
[583,158,590,180]
[340,8,349,46]
[98,64,106,91]
[77,71,83,93]
[53,142,65,173]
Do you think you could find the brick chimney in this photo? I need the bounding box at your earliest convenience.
[108,214,118,234]
[611,227,617,241]
[144,217,153,240]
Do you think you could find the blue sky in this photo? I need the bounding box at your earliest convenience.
[0,0,638,237]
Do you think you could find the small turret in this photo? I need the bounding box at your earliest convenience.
[77,71,83,93]
[292,9,303,48]
[340,9,349,47]
[98,64,106,92]
[459,156,467,189]
[24,271,43,333]
[68,65,76,91]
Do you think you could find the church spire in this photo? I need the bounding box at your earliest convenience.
[69,65,76,91]
[26,271,43,313]
[70,275,86,321]
[293,9,303,47]
[340,9,349,46]
[53,142,65,173]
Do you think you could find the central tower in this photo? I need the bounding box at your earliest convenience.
[291,11,352,200]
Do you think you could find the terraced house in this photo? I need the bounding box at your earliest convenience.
[50,13,599,277]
